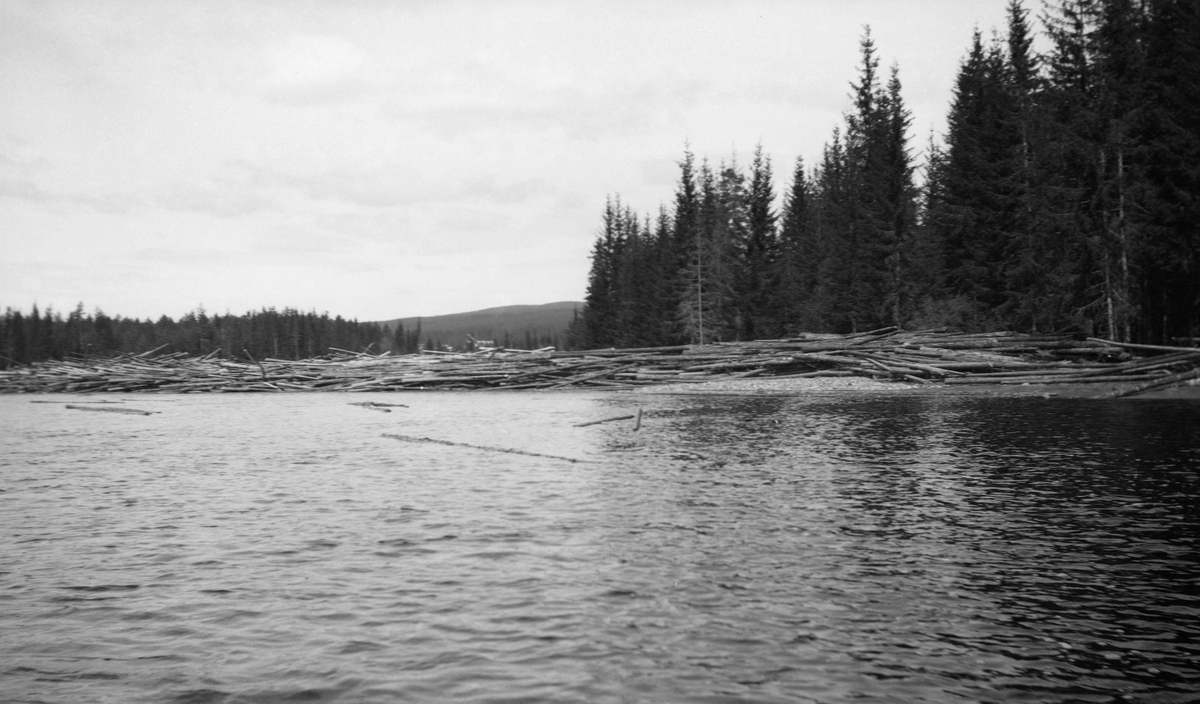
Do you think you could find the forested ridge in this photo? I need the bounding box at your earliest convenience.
[570,0,1200,349]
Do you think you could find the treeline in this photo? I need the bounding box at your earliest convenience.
[571,0,1199,349]
[0,305,394,366]
[0,304,565,367]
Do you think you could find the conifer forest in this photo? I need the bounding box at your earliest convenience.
[0,305,403,367]
[570,0,1200,349]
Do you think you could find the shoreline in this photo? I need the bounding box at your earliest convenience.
[3,330,1198,397]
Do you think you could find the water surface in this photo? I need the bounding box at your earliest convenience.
[2,392,1197,703]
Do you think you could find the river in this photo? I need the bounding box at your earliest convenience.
[1,391,1197,703]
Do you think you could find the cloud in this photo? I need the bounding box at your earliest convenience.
[258,34,372,105]
[638,155,682,188]
[0,175,144,214]
[0,175,43,201]
[386,76,708,142]
[156,182,273,218]
[435,206,511,236]
[132,246,242,267]
[248,226,351,259]
[0,137,51,172]
[219,157,550,212]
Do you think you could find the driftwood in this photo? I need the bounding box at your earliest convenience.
[65,404,155,416]
[574,414,636,427]
[1102,366,1200,399]
[30,400,123,404]
[349,401,409,412]
[382,433,588,463]
[1,330,1196,397]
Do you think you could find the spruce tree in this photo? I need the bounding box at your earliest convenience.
[775,157,816,334]
[1139,0,1200,342]
[679,161,721,343]
[812,130,855,332]
[714,159,749,338]
[908,135,952,326]
[842,30,883,331]
[926,30,1025,330]
[649,207,679,346]
[1040,0,1108,335]
[738,144,780,339]
[1002,0,1079,333]
[614,208,663,347]
[871,66,918,326]
[667,147,701,345]
[580,197,627,348]
[824,30,920,331]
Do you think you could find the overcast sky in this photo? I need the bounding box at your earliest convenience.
[2,0,1015,322]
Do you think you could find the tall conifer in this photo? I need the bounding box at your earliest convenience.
[739,144,780,339]
[775,157,816,334]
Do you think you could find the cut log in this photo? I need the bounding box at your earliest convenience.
[65,404,155,415]
[1103,367,1200,398]
[1087,338,1200,354]
[382,433,587,463]
[574,414,635,427]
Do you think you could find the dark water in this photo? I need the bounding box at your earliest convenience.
[1,391,1197,703]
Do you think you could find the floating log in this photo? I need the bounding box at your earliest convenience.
[574,414,636,427]
[382,433,588,463]
[30,400,124,404]
[65,404,155,416]
[1103,367,1200,398]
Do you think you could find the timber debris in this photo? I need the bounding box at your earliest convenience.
[2,329,1198,398]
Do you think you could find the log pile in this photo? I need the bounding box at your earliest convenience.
[1,328,1197,397]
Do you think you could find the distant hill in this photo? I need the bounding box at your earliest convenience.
[376,301,582,350]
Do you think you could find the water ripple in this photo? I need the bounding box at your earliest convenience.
[1,392,1197,702]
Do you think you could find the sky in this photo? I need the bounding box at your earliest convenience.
[1,0,1016,322]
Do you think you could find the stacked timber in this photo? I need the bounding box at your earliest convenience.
[1,328,1197,397]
